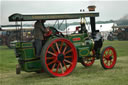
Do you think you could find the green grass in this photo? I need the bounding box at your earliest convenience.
[0,41,128,85]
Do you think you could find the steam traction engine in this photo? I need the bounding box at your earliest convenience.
[8,6,117,77]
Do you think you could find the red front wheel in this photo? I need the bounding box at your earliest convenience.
[41,38,77,77]
[100,46,117,69]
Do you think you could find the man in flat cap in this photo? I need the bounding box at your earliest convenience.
[34,20,49,57]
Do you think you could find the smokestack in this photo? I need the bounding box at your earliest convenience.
[88,5,96,34]
[88,5,96,11]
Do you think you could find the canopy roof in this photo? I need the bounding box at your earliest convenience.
[9,12,99,22]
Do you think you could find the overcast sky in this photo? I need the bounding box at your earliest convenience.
[0,0,128,25]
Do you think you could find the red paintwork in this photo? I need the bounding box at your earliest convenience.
[82,57,95,67]
[45,38,77,77]
[102,47,117,69]
[72,37,81,41]
[44,30,52,37]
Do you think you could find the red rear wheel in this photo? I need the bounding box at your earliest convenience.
[81,50,95,67]
[100,46,117,69]
[41,38,77,77]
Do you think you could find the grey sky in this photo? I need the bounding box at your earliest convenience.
[1,0,128,25]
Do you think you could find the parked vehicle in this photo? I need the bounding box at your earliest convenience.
[0,26,34,48]
[107,25,128,41]
[0,30,10,46]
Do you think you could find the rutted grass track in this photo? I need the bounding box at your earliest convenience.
[0,41,128,85]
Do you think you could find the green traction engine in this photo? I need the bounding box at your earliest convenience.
[9,6,117,77]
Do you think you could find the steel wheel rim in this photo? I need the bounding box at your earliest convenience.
[45,38,77,77]
[82,50,95,66]
[83,57,95,66]
[102,47,117,68]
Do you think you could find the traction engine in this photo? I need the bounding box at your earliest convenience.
[8,5,117,77]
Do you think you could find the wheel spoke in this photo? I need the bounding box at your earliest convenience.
[56,42,60,53]
[63,61,68,70]
[51,45,57,53]
[106,60,109,65]
[108,49,112,54]
[60,42,64,52]
[109,60,111,66]
[65,56,72,58]
[51,63,56,70]
[65,49,72,55]
[47,60,56,66]
[62,45,67,54]
[64,59,72,65]
[104,53,110,58]
[60,62,64,73]
[110,60,112,65]
[47,51,57,56]
[107,49,111,56]
[47,56,54,60]
[56,63,60,73]
[104,51,108,56]
[104,53,107,57]
[109,52,113,56]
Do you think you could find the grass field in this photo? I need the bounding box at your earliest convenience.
[0,41,128,85]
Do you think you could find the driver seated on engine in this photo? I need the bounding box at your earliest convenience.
[34,20,50,57]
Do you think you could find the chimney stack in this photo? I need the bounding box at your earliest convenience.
[88,5,96,11]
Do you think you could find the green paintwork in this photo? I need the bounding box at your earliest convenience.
[66,33,88,47]
[21,60,42,72]
[16,42,33,48]
[15,42,42,72]
[65,33,94,58]
[17,48,35,60]
[78,47,90,57]
[9,12,99,21]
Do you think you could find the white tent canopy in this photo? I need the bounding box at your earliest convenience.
[96,23,116,32]
[61,23,115,35]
